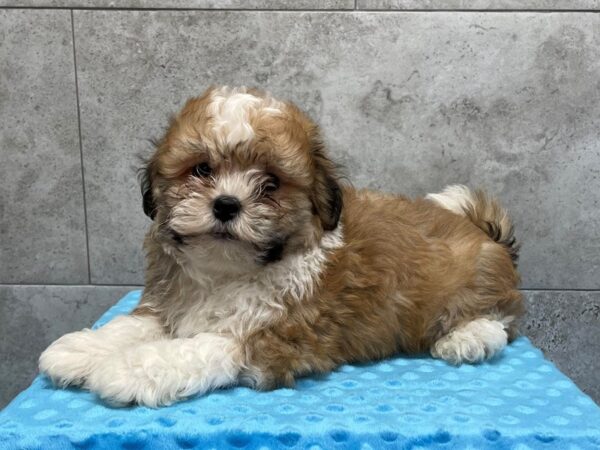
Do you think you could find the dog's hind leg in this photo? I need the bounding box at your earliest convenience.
[430,317,513,365]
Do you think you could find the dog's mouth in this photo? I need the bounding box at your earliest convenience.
[211,231,236,241]
[164,225,287,265]
[165,227,239,244]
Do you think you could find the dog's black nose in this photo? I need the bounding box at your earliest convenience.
[213,196,241,222]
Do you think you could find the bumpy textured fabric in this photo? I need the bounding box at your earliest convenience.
[1,290,599,450]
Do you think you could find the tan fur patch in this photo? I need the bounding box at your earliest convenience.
[139,86,524,391]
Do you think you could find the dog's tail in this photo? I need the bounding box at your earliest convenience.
[426,185,520,265]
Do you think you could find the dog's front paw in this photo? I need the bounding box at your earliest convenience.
[86,349,182,407]
[39,330,107,388]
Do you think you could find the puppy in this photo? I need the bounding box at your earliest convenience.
[39,86,523,407]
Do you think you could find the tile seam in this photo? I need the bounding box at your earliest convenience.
[70,10,92,285]
[0,6,599,12]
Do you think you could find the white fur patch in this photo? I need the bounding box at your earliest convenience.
[40,314,241,407]
[39,315,164,388]
[215,169,261,201]
[168,168,274,252]
[172,225,344,339]
[430,318,508,364]
[86,333,241,406]
[321,224,344,250]
[208,86,283,147]
[425,184,475,216]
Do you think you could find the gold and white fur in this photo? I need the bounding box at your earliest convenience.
[39,86,523,407]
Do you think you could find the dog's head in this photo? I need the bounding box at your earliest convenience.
[141,86,342,274]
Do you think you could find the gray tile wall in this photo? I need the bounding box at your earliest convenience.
[358,0,600,9]
[0,0,354,8]
[0,10,88,284]
[1,2,598,408]
[0,285,138,407]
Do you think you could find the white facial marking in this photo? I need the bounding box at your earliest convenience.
[208,86,283,147]
[215,168,261,201]
[425,184,475,216]
[431,318,508,364]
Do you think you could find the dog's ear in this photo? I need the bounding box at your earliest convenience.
[311,141,343,231]
[139,159,157,220]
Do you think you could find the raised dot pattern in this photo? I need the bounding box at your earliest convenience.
[0,290,598,449]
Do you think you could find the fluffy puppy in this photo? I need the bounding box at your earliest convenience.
[39,86,523,407]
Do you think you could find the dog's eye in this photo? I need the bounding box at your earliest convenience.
[263,173,280,193]
[192,162,212,178]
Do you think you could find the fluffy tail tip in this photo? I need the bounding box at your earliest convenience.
[426,184,520,265]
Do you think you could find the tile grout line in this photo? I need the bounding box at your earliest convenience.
[0,6,599,12]
[70,10,92,285]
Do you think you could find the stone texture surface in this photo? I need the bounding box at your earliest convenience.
[0,0,353,8]
[522,290,600,403]
[74,11,600,288]
[359,0,600,9]
[4,0,600,9]
[0,285,140,409]
[0,10,88,284]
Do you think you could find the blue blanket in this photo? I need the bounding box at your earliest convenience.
[1,290,599,449]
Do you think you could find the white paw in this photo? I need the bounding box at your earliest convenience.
[85,336,241,407]
[431,318,508,365]
[86,347,185,407]
[39,329,107,387]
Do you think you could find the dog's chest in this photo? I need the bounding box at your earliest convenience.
[171,277,286,338]
[169,236,340,338]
